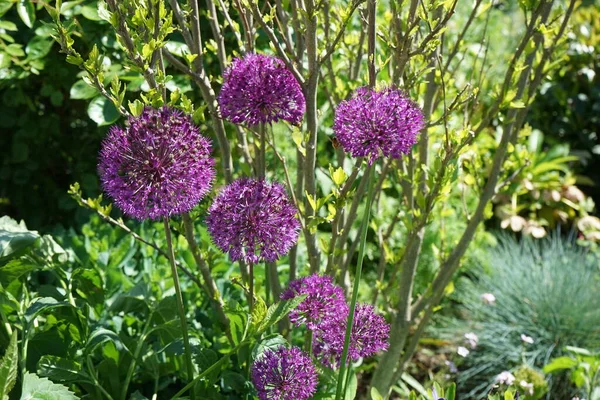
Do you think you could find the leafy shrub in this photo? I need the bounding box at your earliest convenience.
[440,234,600,398]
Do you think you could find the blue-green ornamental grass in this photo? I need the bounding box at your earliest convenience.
[443,234,600,398]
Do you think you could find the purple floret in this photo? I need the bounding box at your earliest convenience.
[206,178,300,264]
[218,53,305,126]
[333,86,424,163]
[281,274,349,331]
[98,107,215,220]
[314,303,390,367]
[251,346,318,400]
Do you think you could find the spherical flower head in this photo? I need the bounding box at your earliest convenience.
[333,87,424,164]
[218,53,305,126]
[251,346,318,400]
[281,274,349,330]
[206,178,300,264]
[314,303,390,367]
[98,107,215,220]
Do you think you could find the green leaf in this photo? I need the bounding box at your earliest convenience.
[20,372,79,399]
[69,80,99,100]
[332,167,347,186]
[87,96,119,126]
[25,298,72,323]
[5,44,25,57]
[80,5,101,20]
[37,356,89,383]
[221,371,246,392]
[257,295,306,334]
[85,328,123,354]
[250,296,268,332]
[128,99,144,116]
[0,3,14,17]
[543,356,579,373]
[252,334,287,360]
[509,100,526,109]
[565,346,593,356]
[71,267,104,313]
[17,0,36,28]
[226,307,248,346]
[344,372,357,400]
[26,37,53,59]
[401,373,428,397]
[445,383,456,400]
[0,259,39,286]
[370,387,384,400]
[0,216,39,264]
[0,21,17,31]
[0,331,18,400]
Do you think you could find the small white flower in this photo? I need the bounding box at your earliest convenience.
[481,293,496,305]
[464,332,479,349]
[521,334,534,344]
[519,380,534,395]
[457,346,470,357]
[495,371,516,385]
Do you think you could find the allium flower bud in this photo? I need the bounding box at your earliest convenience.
[218,54,305,126]
[333,87,424,163]
[251,346,318,400]
[314,303,390,367]
[98,107,215,220]
[281,274,348,330]
[206,178,300,263]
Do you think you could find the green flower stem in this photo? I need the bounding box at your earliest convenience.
[249,262,255,313]
[121,311,154,400]
[334,163,376,400]
[163,218,196,400]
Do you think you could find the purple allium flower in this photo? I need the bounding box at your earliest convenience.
[98,107,215,220]
[218,53,305,126]
[333,86,424,163]
[206,178,300,264]
[314,303,390,367]
[281,274,349,330]
[251,346,318,400]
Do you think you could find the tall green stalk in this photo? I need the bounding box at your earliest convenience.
[334,163,376,400]
[163,218,196,400]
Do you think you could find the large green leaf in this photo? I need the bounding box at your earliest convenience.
[0,331,18,400]
[25,298,72,323]
[20,372,79,399]
[0,259,38,286]
[87,96,119,126]
[37,356,90,383]
[0,216,39,264]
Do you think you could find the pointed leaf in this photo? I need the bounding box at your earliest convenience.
[0,331,18,400]
[17,0,36,28]
[257,295,306,334]
[20,372,79,399]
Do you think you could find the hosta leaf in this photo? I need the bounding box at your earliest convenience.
[0,331,18,400]
[20,372,79,399]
